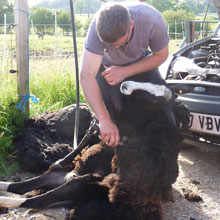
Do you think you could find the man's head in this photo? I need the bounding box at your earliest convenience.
[96,3,134,46]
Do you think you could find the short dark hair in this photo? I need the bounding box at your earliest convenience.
[96,3,131,43]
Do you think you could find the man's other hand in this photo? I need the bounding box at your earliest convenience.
[102,66,125,86]
[98,117,120,147]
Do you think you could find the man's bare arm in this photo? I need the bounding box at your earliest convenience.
[80,49,108,120]
[80,49,120,146]
[102,45,169,86]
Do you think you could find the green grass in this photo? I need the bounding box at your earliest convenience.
[0,34,85,56]
[0,70,22,176]
[29,57,85,117]
[169,39,182,54]
[30,35,85,55]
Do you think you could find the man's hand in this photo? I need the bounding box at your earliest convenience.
[98,117,120,147]
[102,66,125,86]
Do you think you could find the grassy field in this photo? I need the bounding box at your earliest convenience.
[169,39,182,54]
[29,57,85,116]
[0,37,181,176]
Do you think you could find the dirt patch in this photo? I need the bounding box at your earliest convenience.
[0,206,70,220]
[1,104,220,219]
[163,147,220,220]
[1,147,220,220]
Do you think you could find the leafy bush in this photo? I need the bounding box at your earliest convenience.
[163,10,195,39]
[163,10,196,24]
[77,16,93,37]
[0,73,23,176]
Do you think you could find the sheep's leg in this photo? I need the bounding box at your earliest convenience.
[0,167,72,195]
[0,174,106,209]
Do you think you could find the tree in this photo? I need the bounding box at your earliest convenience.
[186,0,216,14]
[185,0,198,13]
[57,10,83,35]
[74,0,101,16]
[175,0,191,12]
[147,0,176,12]
[147,0,216,15]
[162,10,195,39]
[57,10,71,33]
[0,0,13,24]
[31,8,54,24]
[30,8,54,33]
[163,9,195,24]
[75,0,86,15]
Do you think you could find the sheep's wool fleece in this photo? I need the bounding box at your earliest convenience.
[108,120,182,207]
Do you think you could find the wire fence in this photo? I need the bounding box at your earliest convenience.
[167,20,219,39]
[0,24,16,76]
[0,23,85,79]
[0,20,219,77]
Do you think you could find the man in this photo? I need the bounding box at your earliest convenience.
[80,1,169,147]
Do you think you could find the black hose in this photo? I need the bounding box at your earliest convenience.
[69,0,80,149]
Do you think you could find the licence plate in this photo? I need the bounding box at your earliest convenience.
[189,112,220,136]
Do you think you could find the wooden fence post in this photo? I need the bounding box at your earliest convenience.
[14,0,29,117]
[184,20,195,45]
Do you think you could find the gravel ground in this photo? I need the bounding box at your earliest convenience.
[0,146,220,220]
[163,146,220,220]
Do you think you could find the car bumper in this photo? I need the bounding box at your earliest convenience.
[166,80,220,142]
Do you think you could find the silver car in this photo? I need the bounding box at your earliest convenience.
[160,23,220,149]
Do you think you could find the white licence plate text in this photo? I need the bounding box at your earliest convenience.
[189,112,220,136]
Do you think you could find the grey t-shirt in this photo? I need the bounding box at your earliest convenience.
[85,1,169,67]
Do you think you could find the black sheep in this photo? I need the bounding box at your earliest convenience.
[0,68,190,220]
[95,68,189,220]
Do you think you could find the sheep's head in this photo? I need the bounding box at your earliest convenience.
[120,81,172,102]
